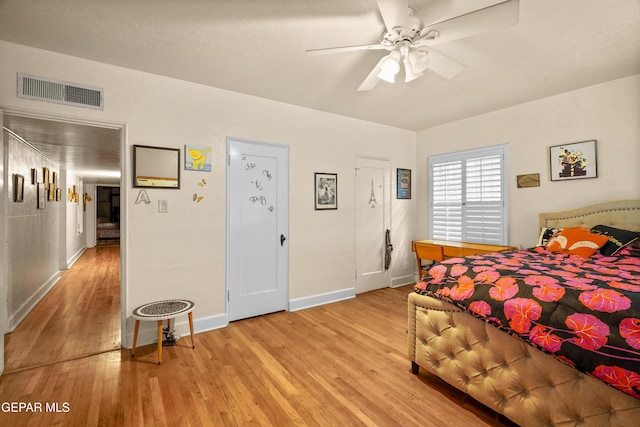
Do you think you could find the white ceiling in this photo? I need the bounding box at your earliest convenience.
[1,0,639,176]
[3,114,122,184]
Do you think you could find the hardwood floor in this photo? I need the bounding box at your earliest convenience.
[3,245,121,372]
[0,248,516,426]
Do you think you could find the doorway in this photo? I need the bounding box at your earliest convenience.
[96,186,121,246]
[355,157,391,294]
[2,110,124,371]
[226,137,289,321]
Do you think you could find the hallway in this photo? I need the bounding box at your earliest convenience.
[3,245,120,372]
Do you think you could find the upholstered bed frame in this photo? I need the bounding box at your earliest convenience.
[408,200,640,427]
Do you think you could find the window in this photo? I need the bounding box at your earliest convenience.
[428,145,509,245]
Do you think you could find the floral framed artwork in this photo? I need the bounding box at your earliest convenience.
[314,172,337,210]
[396,168,411,199]
[549,140,597,181]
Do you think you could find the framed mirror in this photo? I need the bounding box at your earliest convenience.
[133,145,180,189]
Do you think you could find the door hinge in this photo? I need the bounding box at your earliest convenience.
[228,155,231,166]
[227,290,230,302]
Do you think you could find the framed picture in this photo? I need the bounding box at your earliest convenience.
[31,168,37,185]
[43,167,50,190]
[396,168,411,199]
[314,172,337,210]
[37,183,46,209]
[13,174,24,202]
[516,173,540,188]
[549,140,597,181]
[185,145,212,172]
[133,145,181,188]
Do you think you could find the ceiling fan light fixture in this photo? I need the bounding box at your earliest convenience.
[408,50,430,73]
[377,51,401,83]
[404,57,423,82]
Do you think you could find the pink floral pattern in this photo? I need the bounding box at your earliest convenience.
[415,247,640,399]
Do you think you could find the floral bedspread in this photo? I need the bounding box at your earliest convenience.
[415,247,640,398]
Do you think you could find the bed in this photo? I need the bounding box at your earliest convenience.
[96,217,120,241]
[408,200,640,426]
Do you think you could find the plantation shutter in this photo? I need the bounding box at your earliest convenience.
[429,145,508,245]
[431,160,463,241]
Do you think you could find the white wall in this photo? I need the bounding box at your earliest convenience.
[5,131,61,331]
[84,183,97,249]
[65,171,86,267]
[416,75,640,248]
[0,41,417,347]
[0,113,6,373]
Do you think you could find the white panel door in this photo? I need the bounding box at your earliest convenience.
[355,158,391,294]
[227,138,289,321]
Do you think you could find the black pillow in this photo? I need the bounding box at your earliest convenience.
[536,227,562,246]
[590,225,639,256]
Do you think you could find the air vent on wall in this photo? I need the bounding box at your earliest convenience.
[17,73,104,110]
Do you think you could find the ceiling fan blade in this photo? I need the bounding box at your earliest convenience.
[376,0,409,34]
[419,0,519,46]
[357,56,386,91]
[305,44,387,56]
[421,48,466,79]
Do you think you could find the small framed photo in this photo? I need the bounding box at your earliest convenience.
[314,172,337,210]
[43,167,50,190]
[31,168,37,185]
[37,183,46,209]
[396,168,411,199]
[516,173,540,188]
[549,140,597,181]
[13,174,24,202]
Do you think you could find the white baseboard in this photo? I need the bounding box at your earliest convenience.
[66,246,87,269]
[289,287,356,312]
[121,313,228,349]
[194,313,228,334]
[391,274,416,288]
[8,271,61,332]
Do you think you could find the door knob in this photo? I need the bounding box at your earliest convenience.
[280,234,287,246]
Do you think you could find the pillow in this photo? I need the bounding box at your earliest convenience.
[590,225,640,256]
[546,227,609,257]
[536,227,562,246]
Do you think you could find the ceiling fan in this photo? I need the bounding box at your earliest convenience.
[306,0,519,91]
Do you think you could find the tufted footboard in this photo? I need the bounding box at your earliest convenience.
[408,291,640,427]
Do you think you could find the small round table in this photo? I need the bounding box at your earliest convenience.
[131,299,195,365]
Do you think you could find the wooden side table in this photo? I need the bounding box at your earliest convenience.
[131,299,195,365]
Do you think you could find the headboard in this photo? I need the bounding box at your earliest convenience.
[538,199,640,232]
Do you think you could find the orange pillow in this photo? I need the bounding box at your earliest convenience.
[546,227,609,257]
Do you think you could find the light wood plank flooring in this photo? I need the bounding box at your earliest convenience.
[0,247,515,426]
[3,245,121,372]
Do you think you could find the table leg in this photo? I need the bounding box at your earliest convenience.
[157,321,163,365]
[188,311,195,349]
[132,320,140,358]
